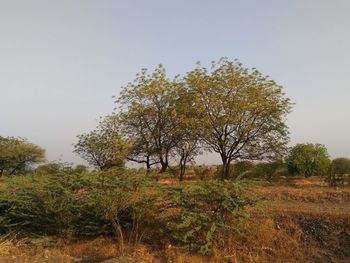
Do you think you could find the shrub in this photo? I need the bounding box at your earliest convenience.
[253,161,289,182]
[0,170,259,256]
[0,170,157,239]
[35,163,62,174]
[165,180,258,254]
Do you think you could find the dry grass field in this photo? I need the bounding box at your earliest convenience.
[0,176,349,263]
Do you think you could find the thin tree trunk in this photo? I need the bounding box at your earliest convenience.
[146,156,151,174]
[179,165,184,181]
[179,154,185,181]
[221,155,230,180]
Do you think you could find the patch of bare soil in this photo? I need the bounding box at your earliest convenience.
[257,177,350,263]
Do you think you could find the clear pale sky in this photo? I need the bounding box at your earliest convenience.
[1,0,349,165]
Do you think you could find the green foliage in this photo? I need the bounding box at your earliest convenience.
[0,169,258,255]
[74,115,129,170]
[253,161,289,182]
[327,158,350,186]
[287,143,331,177]
[186,58,291,179]
[116,65,180,172]
[215,160,289,181]
[165,180,257,254]
[73,164,89,174]
[0,136,45,175]
[0,170,156,238]
[111,59,291,178]
[172,84,202,180]
[35,163,61,174]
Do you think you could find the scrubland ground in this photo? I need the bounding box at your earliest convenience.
[0,176,349,263]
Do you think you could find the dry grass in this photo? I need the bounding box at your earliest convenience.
[0,237,161,263]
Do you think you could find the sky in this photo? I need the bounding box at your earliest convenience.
[0,0,349,165]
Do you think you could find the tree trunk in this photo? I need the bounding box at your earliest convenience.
[146,156,151,174]
[221,155,230,180]
[179,165,184,181]
[179,153,185,181]
[159,157,168,173]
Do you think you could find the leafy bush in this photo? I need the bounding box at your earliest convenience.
[0,170,157,239]
[165,180,258,254]
[0,170,258,255]
[253,161,289,182]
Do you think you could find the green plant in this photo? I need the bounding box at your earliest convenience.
[0,170,158,240]
[0,136,45,176]
[165,180,258,254]
[253,161,289,182]
[287,143,331,177]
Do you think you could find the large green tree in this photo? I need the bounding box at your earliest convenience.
[116,65,179,172]
[0,136,45,175]
[74,115,129,170]
[117,94,160,173]
[186,59,291,179]
[287,143,331,177]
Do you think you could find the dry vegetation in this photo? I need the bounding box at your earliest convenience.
[1,176,349,263]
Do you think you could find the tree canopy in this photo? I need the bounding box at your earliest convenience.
[74,115,129,170]
[287,143,331,177]
[116,65,181,172]
[77,58,292,180]
[0,136,45,175]
[186,59,291,179]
